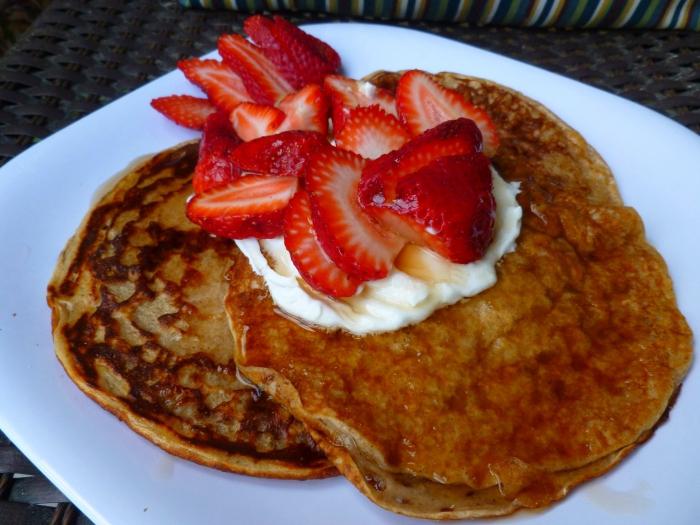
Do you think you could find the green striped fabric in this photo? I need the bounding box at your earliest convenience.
[178,0,700,29]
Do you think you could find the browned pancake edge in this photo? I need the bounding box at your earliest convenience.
[48,142,335,480]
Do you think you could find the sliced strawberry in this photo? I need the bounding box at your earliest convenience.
[230,85,329,141]
[284,190,362,298]
[287,23,339,72]
[230,103,286,142]
[244,15,340,89]
[396,70,500,156]
[268,16,340,72]
[305,147,404,280]
[218,34,293,105]
[229,130,326,178]
[277,84,329,136]
[359,118,482,203]
[193,112,243,194]
[335,105,410,160]
[362,153,496,264]
[150,95,216,130]
[323,75,397,133]
[187,175,298,239]
[177,58,252,113]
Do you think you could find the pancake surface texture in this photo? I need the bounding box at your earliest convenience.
[48,142,334,479]
[226,72,693,516]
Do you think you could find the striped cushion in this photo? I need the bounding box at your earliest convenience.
[178,0,700,29]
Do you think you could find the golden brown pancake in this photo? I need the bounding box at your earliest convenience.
[226,72,693,516]
[47,142,334,479]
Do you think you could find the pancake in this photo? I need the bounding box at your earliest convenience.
[225,72,693,516]
[47,142,335,479]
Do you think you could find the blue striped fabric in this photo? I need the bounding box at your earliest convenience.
[178,0,700,29]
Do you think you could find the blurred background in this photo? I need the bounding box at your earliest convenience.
[0,0,51,55]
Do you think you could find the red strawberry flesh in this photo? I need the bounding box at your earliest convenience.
[230,103,286,142]
[284,190,362,298]
[218,33,293,105]
[270,16,340,71]
[359,117,483,204]
[193,112,242,194]
[335,105,410,160]
[363,153,496,263]
[277,84,329,136]
[177,58,252,113]
[323,75,397,133]
[305,147,404,280]
[244,15,340,89]
[187,175,298,238]
[396,69,500,156]
[150,95,216,130]
[230,130,326,178]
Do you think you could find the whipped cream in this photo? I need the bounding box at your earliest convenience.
[236,169,521,335]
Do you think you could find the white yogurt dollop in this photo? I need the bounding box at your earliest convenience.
[236,169,522,335]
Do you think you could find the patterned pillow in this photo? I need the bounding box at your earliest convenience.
[178,0,699,29]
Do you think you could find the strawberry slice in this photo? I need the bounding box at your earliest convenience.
[187,175,298,239]
[323,75,397,133]
[218,34,293,106]
[361,153,496,264]
[244,15,340,89]
[284,190,362,298]
[230,85,329,141]
[305,147,404,280]
[230,103,286,142]
[150,95,216,130]
[335,105,410,160]
[177,58,252,114]
[273,16,340,73]
[277,84,329,136]
[278,17,340,72]
[230,130,326,178]
[359,117,483,204]
[396,70,500,156]
[193,112,243,194]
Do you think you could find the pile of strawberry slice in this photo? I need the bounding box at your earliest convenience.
[151,16,501,298]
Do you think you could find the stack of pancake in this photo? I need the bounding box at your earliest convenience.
[48,72,692,519]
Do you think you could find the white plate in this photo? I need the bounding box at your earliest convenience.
[0,22,698,525]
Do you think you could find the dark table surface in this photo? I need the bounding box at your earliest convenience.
[0,1,698,523]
